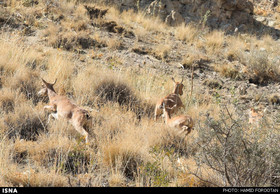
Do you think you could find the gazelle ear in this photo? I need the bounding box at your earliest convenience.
[41,78,48,85]
[171,77,176,83]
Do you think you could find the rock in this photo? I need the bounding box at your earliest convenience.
[216,0,253,13]
[120,0,135,6]
[268,93,280,105]
[146,0,184,26]
[217,0,238,10]
[220,23,234,32]
[268,20,275,27]
[236,0,253,14]
[84,5,108,19]
[272,0,278,7]
[179,0,190,4]
[165,10,184,26]
[146,0,169,20]
[231,10,254,25]
[238,84,248,95]
[238,24,248,32]
[256,16,266,23]
[203,79,223,89]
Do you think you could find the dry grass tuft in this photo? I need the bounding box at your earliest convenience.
[203,30,225,55]
[94,78,138,107]
[245,49,280,85]
[10,69,41,105]
[94,78,154,119]
[102,140,144,180]
[3,103,47,141]
[1,0,280,187]
[0,89,16,114]
[214,62,241,80]
[3,165,67,187]
[174,23,198,43]
[153,42,172,60]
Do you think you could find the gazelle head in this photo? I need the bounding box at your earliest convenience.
[38,78,57,96]
[171,77,184,95]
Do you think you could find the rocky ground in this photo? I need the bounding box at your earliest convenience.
[0,0,280,187]
[2,0,280,126]
[74,0,280,118]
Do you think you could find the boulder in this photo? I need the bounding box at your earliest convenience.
[120,0,135,6]
[165,10,185,26]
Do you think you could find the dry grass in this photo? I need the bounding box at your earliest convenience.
[0,30,203,186]
[0,88,16,114]
[1,0,280,187]
[174,23,198,44]
[202,30,225,55]
[225,35,248,62]
[214,62,241,80]
[118,9,168,33]
[106,36,123,50]
[152,40,172,60]
[181,50,207,69]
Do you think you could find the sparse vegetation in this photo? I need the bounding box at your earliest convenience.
[0,0,280,188]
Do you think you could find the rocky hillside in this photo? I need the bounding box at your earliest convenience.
[106,0,280,37]
[0,0,279,187]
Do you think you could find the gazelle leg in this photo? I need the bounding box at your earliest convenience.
[44,105,56,111]
[73,122,89,144]
[177,126,190,137]
[47,112,58,124]
[154,108,163,121]
[51,112,58,120]
[47,114,52,124]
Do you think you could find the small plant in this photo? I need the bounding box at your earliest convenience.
[191,105,280,187]
[136,0,140,12]
[61,141,90,174]
[139,146,171,187]
[200,10,211,29]
[240,49,280,85]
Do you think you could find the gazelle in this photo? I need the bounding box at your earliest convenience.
[154,77,185,121]
[38,78,91,144]
[162,102,194,136]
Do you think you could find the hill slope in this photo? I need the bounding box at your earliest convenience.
[0,0,279,187]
